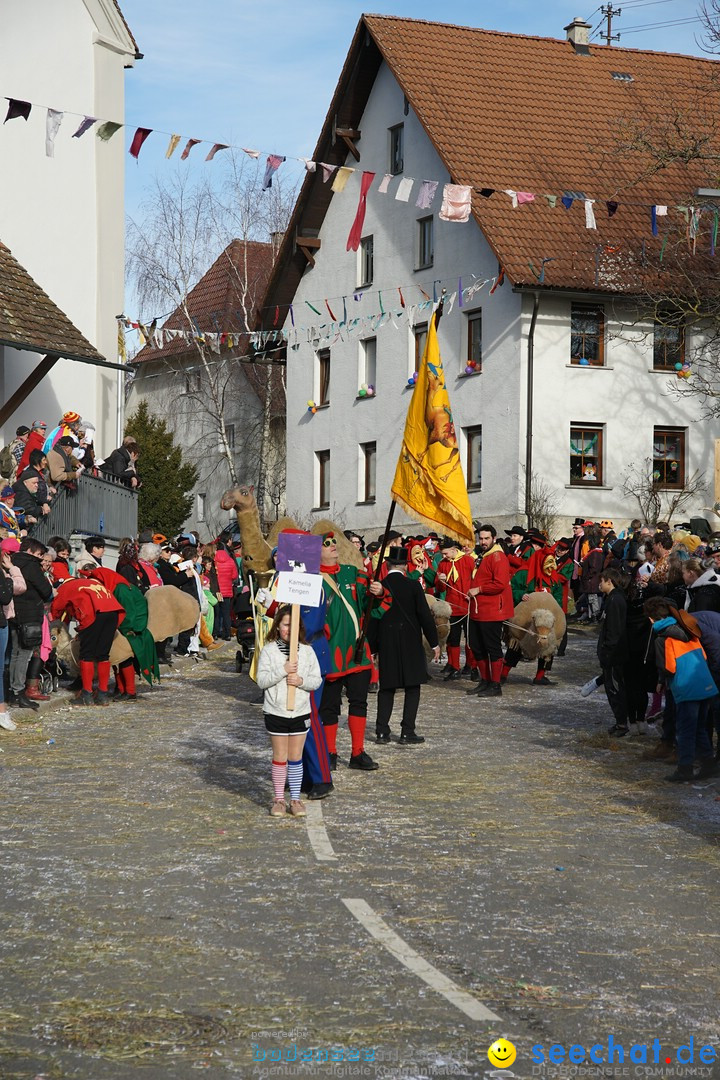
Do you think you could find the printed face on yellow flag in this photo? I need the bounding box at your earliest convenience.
[391,315,474,545]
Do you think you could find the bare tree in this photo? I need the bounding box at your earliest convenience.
[621,457,705,524]
[126,158,295,526]
[524,470,560,538]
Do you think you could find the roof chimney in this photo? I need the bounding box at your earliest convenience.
[564,16,592,54]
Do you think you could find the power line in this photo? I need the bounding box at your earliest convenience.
[619,15,703,33]
[621,0,680,8]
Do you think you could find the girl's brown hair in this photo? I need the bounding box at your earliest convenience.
[267,604,307,644]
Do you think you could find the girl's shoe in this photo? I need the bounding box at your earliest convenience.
[270,800,287,817]
[580,675,601,698]
[289,800,307,818]
[0,711,17,731]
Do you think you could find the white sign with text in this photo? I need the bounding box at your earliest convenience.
[275,571,324,608]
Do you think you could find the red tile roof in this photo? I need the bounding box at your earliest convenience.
[260,14,720,316]
[0,240,106,365]
[134,239,275,364]
[133,238,282,411]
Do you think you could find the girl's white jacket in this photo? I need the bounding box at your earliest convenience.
[255,640,323,718]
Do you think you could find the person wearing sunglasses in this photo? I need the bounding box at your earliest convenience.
[318,532,390,772]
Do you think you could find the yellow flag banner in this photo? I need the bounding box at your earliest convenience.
[391,315,474,545]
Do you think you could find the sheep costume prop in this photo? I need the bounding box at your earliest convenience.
[52,586,200,673]
[502,592,566,686]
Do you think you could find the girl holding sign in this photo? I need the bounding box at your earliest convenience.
[256,605,323,817]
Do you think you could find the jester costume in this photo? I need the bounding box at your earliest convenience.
[434,549,476,677]
[90,566,160,695]
[504,545,566,686]
[319,559,391,766]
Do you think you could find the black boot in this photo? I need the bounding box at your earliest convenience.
[696,756,720,779]
[14,692,40,711]
[664,764,694,783]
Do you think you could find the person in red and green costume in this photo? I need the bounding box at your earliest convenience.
[503,529,567,686]
[319,531,391,771]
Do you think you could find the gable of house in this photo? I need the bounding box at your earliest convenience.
[261,14,720,324]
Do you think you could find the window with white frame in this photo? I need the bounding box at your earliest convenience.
[316,449,330,508]
[359,337,377,392]
[184,370,201,394]
[389,124,404,175]
[358,236,374,288]
[464,426,482,490]
[416,216,433,269]
[224,423,235,450]
[359,442,376,503]
[466,311,482,372]
[316,349,330,406]
[197,492,206,522]
[413,322,428,374]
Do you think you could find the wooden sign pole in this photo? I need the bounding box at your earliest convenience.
[286,604,300,711]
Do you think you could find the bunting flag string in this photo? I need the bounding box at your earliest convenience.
[120,268,499,365]
[5,90,720,248]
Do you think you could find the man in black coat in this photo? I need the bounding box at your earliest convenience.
[9,537,53,710]
[372,547,440,744]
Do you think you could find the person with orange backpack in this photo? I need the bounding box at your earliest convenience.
[644,595,719,783]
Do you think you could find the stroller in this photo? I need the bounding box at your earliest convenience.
[232,577,255,673]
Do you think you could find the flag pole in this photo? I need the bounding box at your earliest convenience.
[354,292,446,662]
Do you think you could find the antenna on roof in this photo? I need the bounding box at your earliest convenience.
[599,4,622,46]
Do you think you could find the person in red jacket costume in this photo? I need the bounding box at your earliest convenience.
[16,420,48,475]
[434,536,476,681]
[466,524,513,698]
[214,540,238,640]
[50,564,125,706]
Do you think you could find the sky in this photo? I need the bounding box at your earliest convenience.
[118,0,709,312]
[120,0,708,206]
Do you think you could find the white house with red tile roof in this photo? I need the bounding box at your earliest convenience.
[128,240,286,538]
[0,0,138,457]
[261,14,720,537]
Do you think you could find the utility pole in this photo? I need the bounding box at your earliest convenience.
[600,4,621,46]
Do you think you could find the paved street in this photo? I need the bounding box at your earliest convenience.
[1,632,719,1080]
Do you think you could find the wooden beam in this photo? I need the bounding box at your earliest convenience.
[335,127,361,161]
[295,235,321,269]
[0,354,58,428]
[297,245,316,268]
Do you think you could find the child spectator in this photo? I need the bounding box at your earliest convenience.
[255,606,322,818]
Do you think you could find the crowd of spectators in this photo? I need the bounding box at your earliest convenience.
[0,413,141,539]
[0,525,248,728]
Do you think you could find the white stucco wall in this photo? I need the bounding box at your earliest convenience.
[527,294,714,529]
[285,61,523,539]
[0,0,134,455]
[285,59,718,537]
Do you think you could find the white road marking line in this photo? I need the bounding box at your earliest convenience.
[304,800,338,861]
[342,898,502,1022]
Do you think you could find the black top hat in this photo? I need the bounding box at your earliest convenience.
[526,529,549,546]
[386,547,408,566]
[505,524,526,537]
[572,517,586,527]
[555,536,572,549]
[439,536,460,550]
